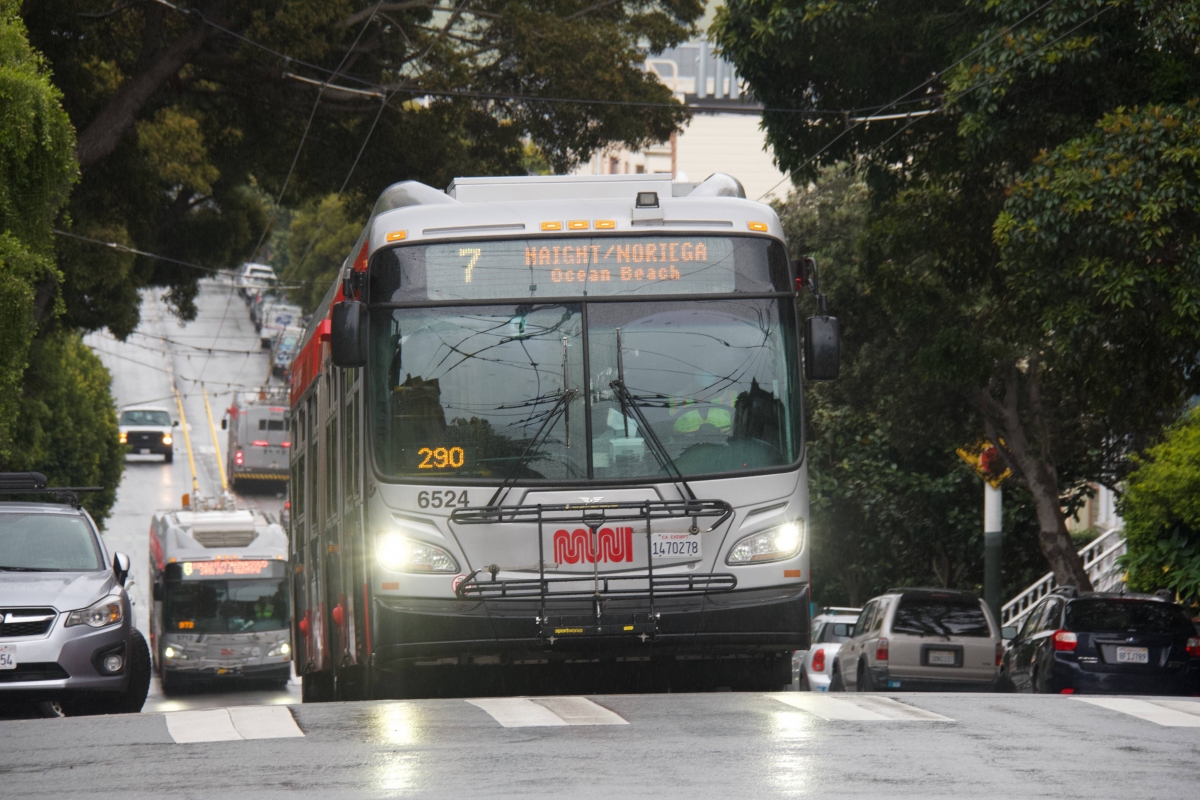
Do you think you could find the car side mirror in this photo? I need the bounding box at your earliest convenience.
[172,420,179,427]
[221,418,227,430]
[804,316,840,381]
[330,300,367,368]
[113,552,131,586]
[153,582,163,602]
[1001,626,1017,640]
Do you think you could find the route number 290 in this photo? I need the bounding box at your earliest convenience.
[418,490,469,509]
[418,446,465,469]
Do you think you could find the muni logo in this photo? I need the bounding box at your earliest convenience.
[553,527,634,564]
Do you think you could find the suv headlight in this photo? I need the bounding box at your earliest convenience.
[66,598,124,628]
[726,521,804,565]
[377,533,458,573]
[267,640,291,657]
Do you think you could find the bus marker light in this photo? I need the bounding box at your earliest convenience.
[624,625,634,631]
[381,582,399,590]
[748,221,769,232]
[594,219,616,229]
[784,569,801,578]
[386,230,407,242]
[567,220,589,230]
[541,221,563,231]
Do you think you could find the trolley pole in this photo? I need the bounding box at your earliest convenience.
[201,386,228,492]
[173,386,200,500]
[984,483,1002,624]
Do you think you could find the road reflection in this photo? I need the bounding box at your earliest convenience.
[768,708,817,796]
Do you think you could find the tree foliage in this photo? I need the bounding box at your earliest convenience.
[276,192,363,313]
[714,0,1200,589]
[22,0,701,337]
[783,164,1047,605]
[1119,408,1200,604]
[0,0,122,523]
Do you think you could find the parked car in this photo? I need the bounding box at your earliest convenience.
[235,263,275,300]
[0,472,151,716]
[797,607,860,691]
[999,589,1200,695]
[258,302,304,348]
[271,327,304,377]
[117,405,176,462]
[248,289,269,328]
[831,587,1001,692]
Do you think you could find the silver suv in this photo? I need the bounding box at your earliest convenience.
[0,473,150,715]
[831,587,1001,692]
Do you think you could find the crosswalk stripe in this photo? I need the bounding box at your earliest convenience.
[467,697,627,727]
[165,709,242,743]
[164,706,306,743]
[1072,697,1200,727]
[768,693,954,722]
[228,705,305,739]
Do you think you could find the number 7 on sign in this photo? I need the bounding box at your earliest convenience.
[460,248,481,283]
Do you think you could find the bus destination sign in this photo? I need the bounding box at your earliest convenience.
[181,560,274,579]
[424,236,736,299]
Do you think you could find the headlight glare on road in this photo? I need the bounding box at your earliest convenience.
[376,533,458,573]
[65,598,123,628]
[267,641,291,657]
[726,521,804,565]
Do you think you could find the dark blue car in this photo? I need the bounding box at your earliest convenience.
[1001,590,1200,695]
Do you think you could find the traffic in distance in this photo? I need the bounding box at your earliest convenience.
[2,174,1199,721]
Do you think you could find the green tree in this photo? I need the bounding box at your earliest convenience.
[0,0,122,522]
[1119,408,1200,604]
[277,192,362,312]
[23,0,701,338]
[783,164,1046,605]
[714,0,1200,589]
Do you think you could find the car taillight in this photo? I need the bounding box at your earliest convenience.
[235,450,244,466]
[811,648,825,673]
[252,440,269,447]
[1187,637,1200,658]
[281,441,291,448]
[1053,630,1078,651]
[996,641,1004,666]
[875,638,889,662]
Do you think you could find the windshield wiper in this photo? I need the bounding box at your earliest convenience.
[0,566,58,572]
[487,388,580,507]
[609,379,697,503]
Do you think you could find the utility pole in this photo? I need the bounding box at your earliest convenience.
[984,482,1002,625]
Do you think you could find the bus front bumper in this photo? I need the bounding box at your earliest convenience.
[372,584,809,667]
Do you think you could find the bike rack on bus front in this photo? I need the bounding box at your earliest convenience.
[449,499,736,642]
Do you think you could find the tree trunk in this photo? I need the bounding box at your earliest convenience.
[74,15,213,171]
[979,361,1093,591]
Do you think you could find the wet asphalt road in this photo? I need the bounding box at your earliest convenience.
[3,692,1200,798]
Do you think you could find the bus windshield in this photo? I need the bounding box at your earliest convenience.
[165,578,289,633]
[368,299,800,482]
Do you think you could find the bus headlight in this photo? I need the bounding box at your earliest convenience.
[726,521,804,565]
[164,645,189,660]
[376,534,459,573]
[267,641,291,657]
[65,598,123,628]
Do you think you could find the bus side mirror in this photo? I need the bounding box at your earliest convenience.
[804,315,840,381]
[221,418,227,430]
[330,300,367,368]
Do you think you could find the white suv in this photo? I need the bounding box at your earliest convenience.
[831,588,1001,692]
[118,406,176,463]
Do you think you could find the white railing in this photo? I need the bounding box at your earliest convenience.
[1000,526,1127,628]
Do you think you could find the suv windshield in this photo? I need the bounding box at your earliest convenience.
[120,410,171,427]
[1066,599,1195,635]
[166,578,288,633]
[892,595,991,638]
[0,512,103,571]
[367,235,799,482]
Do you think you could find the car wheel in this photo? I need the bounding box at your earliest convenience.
[994,668,1016,693]
[302,670,336,702]
[163,450,173,463]
[857,660,878,692]
[161,667,187,696]
[828,666,845,692]
[114,631,152,713]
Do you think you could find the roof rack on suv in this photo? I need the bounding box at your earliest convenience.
[0,471,103,507]
[885,587,977,596]
[820,606,861,615]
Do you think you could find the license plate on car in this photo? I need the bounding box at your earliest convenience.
[1116,646,1149,664]
[928,650,957,666]
[651,532,701,559]
[139,448,150,454]
[0,645,16,670]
